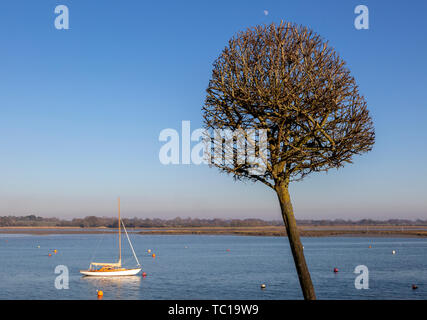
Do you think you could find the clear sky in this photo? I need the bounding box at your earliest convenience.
[0,0,426,220]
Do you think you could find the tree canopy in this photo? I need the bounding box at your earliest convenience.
[203,21,375,187]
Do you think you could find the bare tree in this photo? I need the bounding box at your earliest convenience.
[202,21,375,300]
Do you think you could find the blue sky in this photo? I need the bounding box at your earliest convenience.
[0,0,426,220]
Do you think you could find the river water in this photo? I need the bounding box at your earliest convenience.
[0,234,426,299]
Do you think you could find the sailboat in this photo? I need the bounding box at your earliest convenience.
[80,198,142,276]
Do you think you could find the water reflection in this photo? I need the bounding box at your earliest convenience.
[81,276,142,299]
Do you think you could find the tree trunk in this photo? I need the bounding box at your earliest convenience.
[276,184,316,300]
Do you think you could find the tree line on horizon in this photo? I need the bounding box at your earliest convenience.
[0,215,426,228]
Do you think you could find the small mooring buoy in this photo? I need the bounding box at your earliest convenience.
[147,249,151,253]
[226,249,230,252]
[54,249,57,254]
[412,284,418,290]
[152,253,156,258]
[142,272,147,277]
[333,268,339,273]
[392,250,396,255]
[48,253,52,257]
[261,284,266,289]
[368,245,372,248]
[97,290,104,298]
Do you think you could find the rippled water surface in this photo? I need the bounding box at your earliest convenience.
[0,234,426,299]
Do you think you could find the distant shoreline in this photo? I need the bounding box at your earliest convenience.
[1,225,427,237]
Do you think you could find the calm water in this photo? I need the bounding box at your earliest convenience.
[0,234,426,300]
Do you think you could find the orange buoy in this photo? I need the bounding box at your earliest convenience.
[142,272,147,277]
[97,290,104,298]
[48,253,52,257]
[54,249,57,254]
[333,268,339,273]
[368,245,372,248]
[152,253,156,258]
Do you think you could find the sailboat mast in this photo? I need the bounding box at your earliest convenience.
[118,197,121,265]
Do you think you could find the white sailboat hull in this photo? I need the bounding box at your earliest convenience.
[80,268,142,277]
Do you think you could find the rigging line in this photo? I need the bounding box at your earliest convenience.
[121,220,141,267]
[88,231,106,267]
